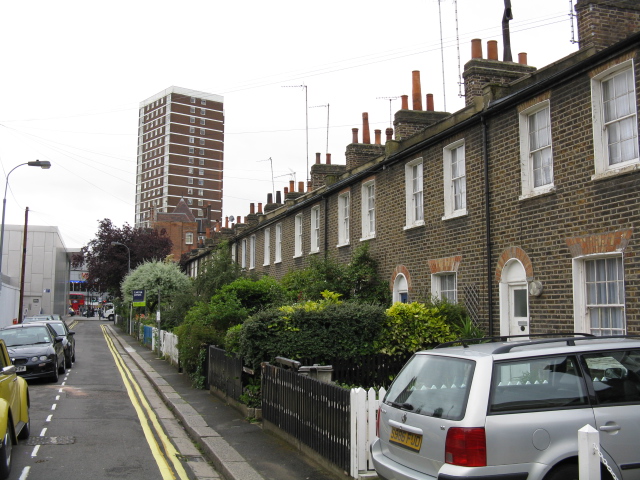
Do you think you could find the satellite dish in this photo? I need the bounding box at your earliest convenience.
[228,215,235,223]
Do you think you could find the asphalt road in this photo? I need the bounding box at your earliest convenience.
[8,318,214,480]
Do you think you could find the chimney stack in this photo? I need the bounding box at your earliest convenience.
[412,71,423,111]
[362,112,370,144]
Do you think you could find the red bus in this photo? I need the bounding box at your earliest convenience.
[69,294,85,313]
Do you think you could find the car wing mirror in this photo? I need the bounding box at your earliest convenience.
[68,331,75,336]
[55,336,64,343]
[2,365,16,375]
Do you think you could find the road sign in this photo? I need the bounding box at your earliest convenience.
[132,289,146,307]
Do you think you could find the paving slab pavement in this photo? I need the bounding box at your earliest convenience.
[104,322,346,480]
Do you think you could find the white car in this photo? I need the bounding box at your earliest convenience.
[371,335,640,480]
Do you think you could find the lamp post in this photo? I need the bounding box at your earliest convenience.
[0,160,51,296]
[111,241,132,330]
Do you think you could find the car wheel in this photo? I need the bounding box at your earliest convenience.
[108,314,114,321]
[58,355,66,374]
[66,350,73,367]
[544,464,578,480]
[50,359,59,383]
[17,417,29,441]
[0,423,14,480]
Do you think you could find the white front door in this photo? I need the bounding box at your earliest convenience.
[499,259,530,337]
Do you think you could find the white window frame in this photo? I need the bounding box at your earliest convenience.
[188,178,194,185]
[443,140,467,220]
[275,223,282,263]
[294,214,303,258]
[431,272,457,303]
[310,205,320,253]
[241,239,247,269]
[264,228,271,266]
[185,233,193,245]
[360,180,375,240]
[249,235,256,270]
[520,101,555,199]
[572,253,626,335]
[591,60,640,179]
[337,192,350,247]
[404,158,424,229]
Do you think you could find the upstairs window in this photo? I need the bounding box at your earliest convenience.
[405,158,424,229]
[443,141,466,219]
[310,206,320,253]
[361,181,375,240]
[337,192,350,246]
[519,101,554,198]
[591,61,639,178]
[294,214,303,257]
[275,223,282,263]
[264,228,271,266]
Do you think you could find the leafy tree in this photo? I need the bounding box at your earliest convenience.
[191,241,241,300]
[71,219,173,297]
[120,259,191,320]
[345,242,391,305]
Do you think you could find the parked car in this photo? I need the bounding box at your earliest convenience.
[371,335,640,480]
[21,318,75,366]
[0,323,66,382]
[0,338,30,479]
[23,315,54,322]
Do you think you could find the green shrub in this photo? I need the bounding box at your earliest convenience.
[378,302,458,356]
[236,297,386,370]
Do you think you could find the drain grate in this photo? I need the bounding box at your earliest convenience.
[27,436,76,446]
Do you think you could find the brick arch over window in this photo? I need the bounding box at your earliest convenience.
[565,229,633,257]
[390,265,412,292]
[495,247,533,284]
[428,255,462,274]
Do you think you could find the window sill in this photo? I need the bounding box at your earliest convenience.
[360,235,375,242]
[274,260,282,265]
[263,263,270,267]
[441,209,468,221]
[591,161,640,182]
[293,254,303,259]
[519,186,556,201]
[309,249,320,255]
[403,221,425,231]
[336,242,350,248]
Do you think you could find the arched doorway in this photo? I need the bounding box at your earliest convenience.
[499,259,529,337]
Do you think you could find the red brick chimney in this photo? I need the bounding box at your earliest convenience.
[362,113,370,144]
[576,0,640,51]
[412,71,423,111]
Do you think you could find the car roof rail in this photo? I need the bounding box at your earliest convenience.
[435,333,595,350]
[491,334,640,354]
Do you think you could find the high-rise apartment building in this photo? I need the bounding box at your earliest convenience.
[135,86,224,229]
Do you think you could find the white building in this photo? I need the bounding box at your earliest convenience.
[0,225,70,326]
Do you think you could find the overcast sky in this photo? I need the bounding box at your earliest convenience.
[0,0,578,249]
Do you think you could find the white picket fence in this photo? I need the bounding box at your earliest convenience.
[148,327,180,366]
[350,387,386,478]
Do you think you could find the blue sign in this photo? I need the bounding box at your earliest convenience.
[132,289,146,307]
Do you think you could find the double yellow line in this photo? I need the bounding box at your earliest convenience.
[101,325,189,480]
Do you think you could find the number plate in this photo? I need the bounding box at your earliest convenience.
[16,366,26,372]
[390,427,423,452]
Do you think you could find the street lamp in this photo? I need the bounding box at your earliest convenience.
[110,241,131,273]
[0,160,51,296]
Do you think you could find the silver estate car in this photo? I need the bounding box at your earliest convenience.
[371,335,640,480]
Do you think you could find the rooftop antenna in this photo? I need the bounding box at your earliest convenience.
[258,157,275,198]
[282,84,309,184]
[454,0,463,98]
[569,0,578,44]
[437,0,447,111]
[274,168,296,185]
[310,103,330,154]
[377,96,401,128]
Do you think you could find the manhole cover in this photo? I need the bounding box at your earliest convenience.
[27,436,76,446]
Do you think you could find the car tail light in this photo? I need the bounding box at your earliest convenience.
[376,406,381,438]
[445,427,486,467]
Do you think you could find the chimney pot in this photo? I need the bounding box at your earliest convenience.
[289,180,295,192]
[352,128,359,144]
[225,216,229,228]
[298,181,304,193]
[237,216,242,224]
[249,203,255,215]
[275,191,282,203]
[412,71,423,111]
[362,112,370,144]
[374,129,381,145]
[426,93,434,112]
[487,40,498,60]
[257,202,263,214]
[401,95,409,110]
[284,187,289,195]
[307,181,312,192]
[326,153,331,165]
[518,52,527,65]
[267,193,273,203]
[315,152,321,164]
[471,38,483,59]
[386,128,393,141]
